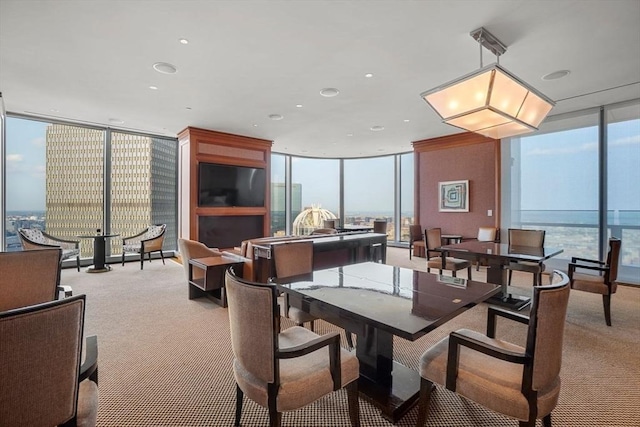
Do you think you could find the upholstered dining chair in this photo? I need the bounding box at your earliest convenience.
[177,238,221,283]
[475,226,499,270]
[568,237,621,326]
[18,227,81,271]
[121,224,167,270]
[409,224,424,259]
[272,241,317,331]
[425,228,472,278]
[0,295,99,427]
[416,271,570,427]
[0,248,68,311]
[507,228,547,286]
[225,268,360,427]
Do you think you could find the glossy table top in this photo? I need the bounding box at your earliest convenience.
[440,240,563,262]
[276,262,499,341]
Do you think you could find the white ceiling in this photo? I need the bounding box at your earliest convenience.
[1,0,639,158]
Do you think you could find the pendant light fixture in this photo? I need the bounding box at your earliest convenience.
[420,27,555,139]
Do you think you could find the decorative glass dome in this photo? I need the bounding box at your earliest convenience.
[292,204,337,236]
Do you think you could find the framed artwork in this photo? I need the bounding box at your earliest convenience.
[439,180,469,212]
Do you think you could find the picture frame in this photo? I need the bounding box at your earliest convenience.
[438,180,469,212]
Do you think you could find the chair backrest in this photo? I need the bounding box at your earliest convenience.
[143,224,166,251]
[425,228,442,255]
[272,241,313,279]
[178,238,221,281]
[508,228,545,247]
[409,225,422,243]
[0,295,85,426]
[311,227,338,235]
[373,220,388,234]
[225,269,277,384]
[477,226,497,242]
[18,228,48,249]
[323,219,337,229]
[0,248,62,311]
[524,271,570,393]
[606,237,622,282]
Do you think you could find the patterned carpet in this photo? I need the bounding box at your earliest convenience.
[61,247,640,426]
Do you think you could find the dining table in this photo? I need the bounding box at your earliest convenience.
[439,240,563,310]
[274,262,500,423]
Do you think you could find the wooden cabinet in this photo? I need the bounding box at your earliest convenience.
[178,127,272,248]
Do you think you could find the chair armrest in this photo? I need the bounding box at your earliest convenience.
[57,285,73,298]
[487,306,529,338]
[79,335,98,384]
[570,256,605,265]
[446,330,528,391]
[41,231,79,245]
[277,332,341,390]
[122,229,148,243]
[568,262,608,277]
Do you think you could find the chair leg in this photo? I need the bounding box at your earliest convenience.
[603,294,612,326]
[346,380,360,427]
[76,255,80,272]
[467,266,472,279]
[508,269,513,286]
[543,413,553,427]
[234,384,243,427]
[309,320,315,332]
[452,271,457,277]
[121,252,125,267]
[160,250,165,265]
[140,253,144,270]
[268,405,281,427]
[345,331,355,350]
[416,378,434,427]
[518,420,536,427]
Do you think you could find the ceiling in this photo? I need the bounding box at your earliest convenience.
[1,0,639,158]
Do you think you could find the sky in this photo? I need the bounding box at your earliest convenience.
[3,115,640,214]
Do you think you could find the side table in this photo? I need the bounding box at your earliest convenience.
[188,255,245,307]
[77,233,119,273]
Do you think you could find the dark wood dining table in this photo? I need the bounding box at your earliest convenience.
[275,262,500,423]
[439,240,563,310]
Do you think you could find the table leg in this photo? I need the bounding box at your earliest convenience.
[485,261,530,310]
[86,236,111,273]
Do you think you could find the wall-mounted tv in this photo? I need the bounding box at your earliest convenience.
[198,163,266,207]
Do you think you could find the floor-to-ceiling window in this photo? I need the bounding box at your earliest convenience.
[503,99,640,284]
[2,115,178,264]
[399,152,415,242]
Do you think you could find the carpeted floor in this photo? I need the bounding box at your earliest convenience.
[62,247,640,426]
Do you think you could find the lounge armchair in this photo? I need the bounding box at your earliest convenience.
[121,224,167,270]
[18,227,80,271]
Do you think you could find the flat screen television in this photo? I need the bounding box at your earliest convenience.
[198,163,266,207]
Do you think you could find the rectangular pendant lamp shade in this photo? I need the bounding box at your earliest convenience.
[421,61,555,140]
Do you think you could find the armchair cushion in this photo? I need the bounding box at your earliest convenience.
[420,328,560,421]
[233,325,359,412]
[570,272,616,294]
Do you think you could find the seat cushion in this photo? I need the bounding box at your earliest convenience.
[233,326,359,412]
[122,243,142,253]
[508,260,545,274]
[76,379,99,427]
[571,272,616,294]
[420,328,560,421]
[61,248,80,260]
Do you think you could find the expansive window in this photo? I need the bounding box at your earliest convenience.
[504,99,640,283]
[3,115,178,264]
[270,153,286,236]
[399,152,415,242]
[344,157,394,237]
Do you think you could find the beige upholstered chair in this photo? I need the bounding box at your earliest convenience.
[0,295,99,427]
[425,228,471,278]
[568,237,621,326]
[416,271,570,427]
[177,238,222,283]
[121,224,167,270]
[409,224,424,259]
[311,227,338,235]
[272,241,317,331]
[507,229,546,286]
[0,248,68,312]
[19,227,80,271]
[475,226,498,270]
[225,268,360,427]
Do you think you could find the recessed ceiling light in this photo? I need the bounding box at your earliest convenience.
[185,107,192,110]
[347,133,353,137]
[370,126,385,132]
[365,73,373,78]
[153,62,178,74]
[149,85,158,90]
[542,70,571,81]
[109,118,124,124]
[268,114,284,121]
[296,104,303,108]
[50,109,58,113]
[252,124,258,127]
[403,119,410,122]
[179,38,189,44]
[320,88,339,97]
